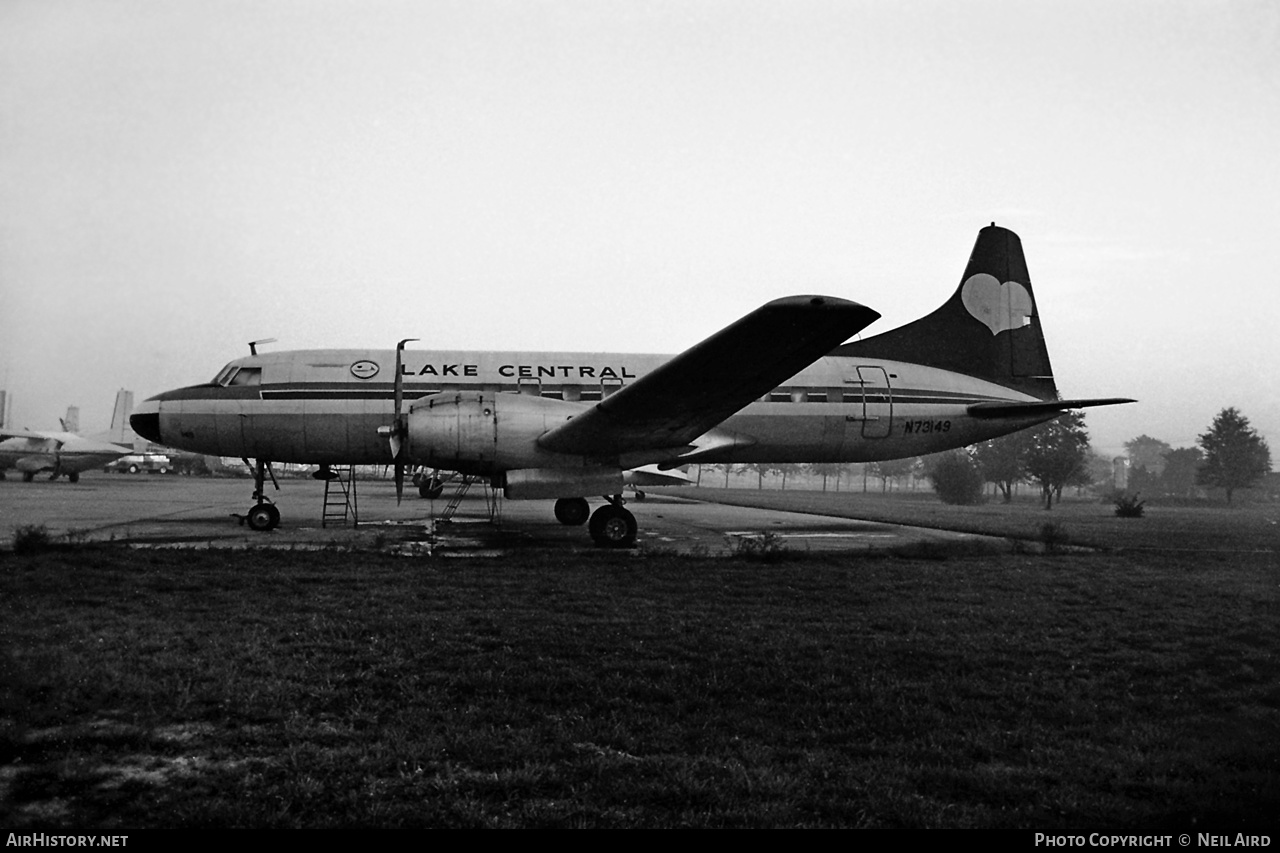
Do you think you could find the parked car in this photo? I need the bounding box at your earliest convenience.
[106,453,172,474]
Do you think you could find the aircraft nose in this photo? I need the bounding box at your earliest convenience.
[130,408,162,443]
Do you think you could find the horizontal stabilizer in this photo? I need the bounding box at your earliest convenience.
[625,465,694,487]
[967,398,1135,419]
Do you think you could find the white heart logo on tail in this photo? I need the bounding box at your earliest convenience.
[961,274,1034,335]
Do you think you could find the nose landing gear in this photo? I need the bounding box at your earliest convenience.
[236,458,281,531]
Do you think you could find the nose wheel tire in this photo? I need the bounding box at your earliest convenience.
[246,503,281,532]
[554,497,591,526]
[588,504,637,548]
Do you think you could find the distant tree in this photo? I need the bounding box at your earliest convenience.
[776,463,805,490]
[1067,450,1103,495]
[1197,408,1272,503]
[1161,447,1204,499]
[743,462,786,489]
[1024,412,1091,509]
[973,431,1034,502]
[872,457,918,492]
[927,450,985,505]
[1084,451,1115,493]
[1124,435,1173,477]
[808,462,845,492]
[709,463,740,487]
[1127,463,1162,496]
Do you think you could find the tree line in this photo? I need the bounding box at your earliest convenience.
[695,407,1272,509]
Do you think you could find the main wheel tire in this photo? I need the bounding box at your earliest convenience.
[420,478,445,500]
[246,504,279,532]
[554,497,591,526]
[588,505,637,548]
[68,472,80,483]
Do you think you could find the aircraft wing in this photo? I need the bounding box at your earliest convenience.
[537,296,879,457]
[967,397,1135,419]
[0,428,58,445]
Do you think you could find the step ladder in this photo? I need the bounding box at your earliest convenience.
[322,466,358,527]
[437,474,480,522]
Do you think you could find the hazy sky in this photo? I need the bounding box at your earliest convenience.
[2,0,1277,458]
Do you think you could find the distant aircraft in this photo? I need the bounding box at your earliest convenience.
[1,390,134,482]
[132,224,1132,544]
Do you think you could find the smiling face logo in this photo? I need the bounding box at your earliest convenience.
[961,274,1034,335]
[350,360,380,380]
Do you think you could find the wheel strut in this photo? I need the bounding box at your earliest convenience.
[242,457,281,531]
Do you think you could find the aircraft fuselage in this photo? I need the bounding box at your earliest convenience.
[133,347,1053,472]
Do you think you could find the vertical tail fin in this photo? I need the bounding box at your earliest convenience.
[108,389,134,445]
[833,224,1059,400]
[61,406,80,434]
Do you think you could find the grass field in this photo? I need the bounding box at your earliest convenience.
[2,492,1278,828]
[672,487,1280,553]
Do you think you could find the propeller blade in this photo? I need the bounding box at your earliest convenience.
[391,339,418,506]
[393,338,419,430]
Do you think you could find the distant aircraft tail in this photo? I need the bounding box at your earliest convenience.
[61,406,80,434]
[81,389,136,447]
[108,389,134,445]
[834,224,1059,400]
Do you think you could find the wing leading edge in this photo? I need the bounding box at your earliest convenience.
[537,295,879,458]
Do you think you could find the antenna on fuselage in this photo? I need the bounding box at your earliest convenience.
[248,338,278,356]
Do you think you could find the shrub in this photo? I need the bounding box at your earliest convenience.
[12,524,54,555]
[928,454,985,505]
[730,531,789,562]
[1039,522,1070,554]
[1114,493,1146,518]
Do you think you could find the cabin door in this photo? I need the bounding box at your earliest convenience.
[857,366,893,439]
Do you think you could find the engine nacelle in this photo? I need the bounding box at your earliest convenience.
[405,391,587,472]
[503,468,626,500]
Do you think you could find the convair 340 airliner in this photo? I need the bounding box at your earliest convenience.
[131,224,1131,546]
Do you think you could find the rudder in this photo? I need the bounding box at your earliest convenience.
[109,389,134,445]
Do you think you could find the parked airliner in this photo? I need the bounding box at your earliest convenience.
[1,391,134,482]
[131,225,1131,545]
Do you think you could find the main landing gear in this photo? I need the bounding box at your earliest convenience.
[413,468,446,500]
[555,496,637,548]
[238,458,281,531]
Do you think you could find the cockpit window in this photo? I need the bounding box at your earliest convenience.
[212,364,263,387]
[229,367,262,386]
[212,363,238,386]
